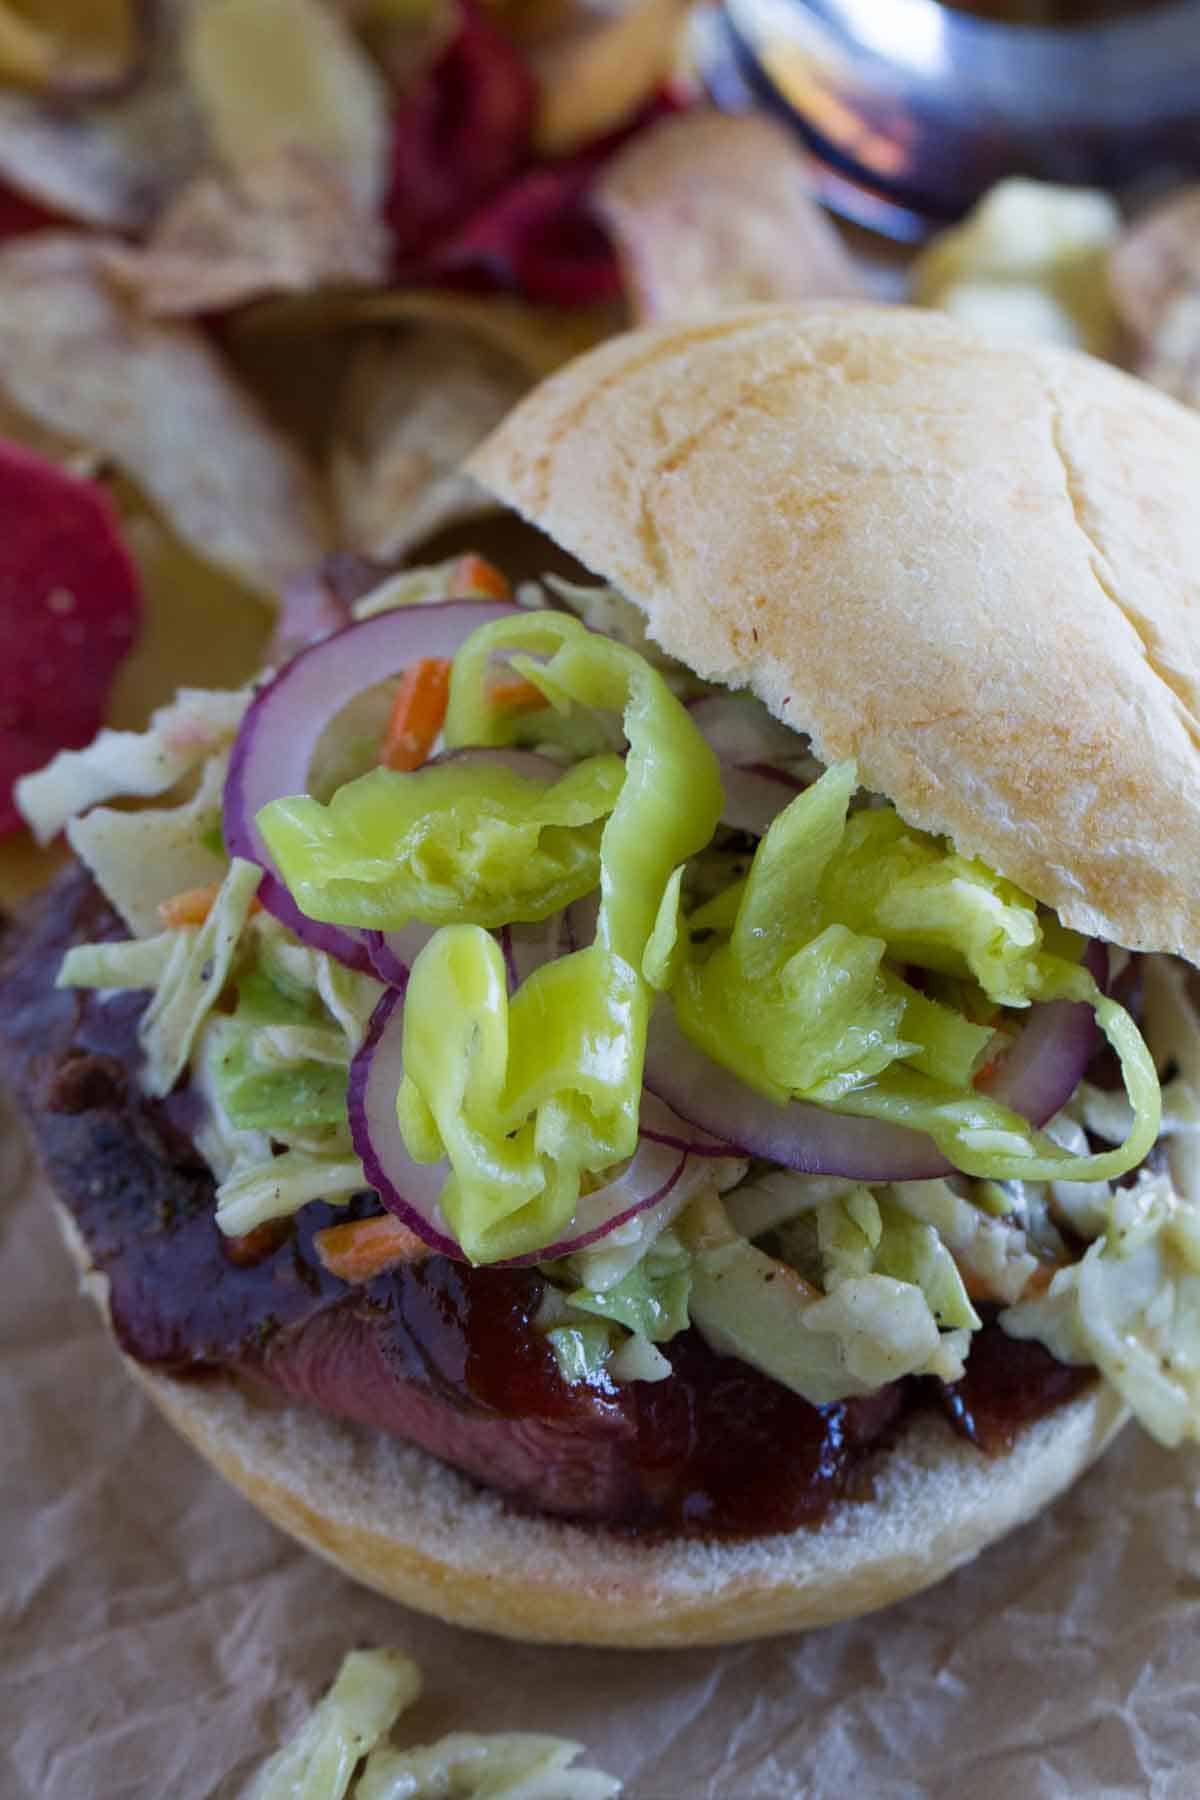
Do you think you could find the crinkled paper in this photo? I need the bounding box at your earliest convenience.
[1,1076,1198,1798]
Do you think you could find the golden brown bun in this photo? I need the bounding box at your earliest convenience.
[56,1195,1125,1648]
[469,305,1200,964]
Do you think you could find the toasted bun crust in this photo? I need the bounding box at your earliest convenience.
[469,304,1200,963]
[55,1198,1125,1648]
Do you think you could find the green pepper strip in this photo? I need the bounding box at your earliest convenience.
[398,613,723,1263]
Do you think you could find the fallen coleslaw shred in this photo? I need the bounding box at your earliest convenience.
[249,1648,621,1800]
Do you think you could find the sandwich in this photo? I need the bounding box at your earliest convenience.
[5,303,1200,1649]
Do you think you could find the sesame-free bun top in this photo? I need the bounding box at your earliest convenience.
[469,305,1200,963]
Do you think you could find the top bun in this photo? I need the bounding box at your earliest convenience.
[469,305,1200,964]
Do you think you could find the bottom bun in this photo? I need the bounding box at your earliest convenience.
[57,1201,1127,1648]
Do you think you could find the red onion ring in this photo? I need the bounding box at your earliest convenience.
[224,600,516,971]
[643,947,1105,1184]
[348,986,462,1256]
[349,988,708,1261]
[688,694,805,766]
[719,764,803,838]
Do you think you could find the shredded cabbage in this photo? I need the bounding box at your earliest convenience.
[1003,1172,1200,1446]
[215,1147,365,1236]
[563,1155,746,1295]
[817,1187,980,1334]
[544,1317,621,1387]
[193,1018,274,1184]
[249,1649,421,1800]
[357,1734,621,1800]
[16,686,249,844]
[86,856,262,1096]
[66,752,230,937]
[887,1177,1039,1305]
[57,934,178,993]
[258,755,624,931]
[680,1190,960,1402]
[252,1647,621,1800]
[568,1230,691,1343]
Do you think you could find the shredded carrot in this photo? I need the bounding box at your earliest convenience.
[378,656,451,772]
[158,881,260,929]
[314,1214,432,1283]
[486,673,548,717]
[449,553,511,600]
[959,1257,1065,1304]
[158,881,223,928]
[1023,1259,1066,1298]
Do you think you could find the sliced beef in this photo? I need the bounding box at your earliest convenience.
[0,871,1092,1536]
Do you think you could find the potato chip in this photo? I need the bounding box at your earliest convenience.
[271,553,375,663]
[184,0,392,215]
[1110,187,1200,408]
[912,178,1119,354]
[1131,292,1200,411]
[384,6,535,259]
[0,0,204,229]
[100,148,390,318]
[340,0,460,93]
[235,283,615,378]
[428,152,624,306]
[0,0,139,96]
[330,324,527,560]
[1110,189,1200,342]
[531,0,688,157]
[594,108,865,324]
[0,233,330,597]
[0,441,140,835]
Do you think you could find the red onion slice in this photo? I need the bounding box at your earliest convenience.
[689,694,806,766]
[366,923,436,988]
[224,600,516,971]
[978,940,1105,1117]
[503,913,573,992]
[565,890,601,952]
[643,955,1104,1184]
[349,986,462,1255]
[719,764,803,838]
[349,990,705,1261]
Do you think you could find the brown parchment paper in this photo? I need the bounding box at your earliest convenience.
[3,1076,1199,1800]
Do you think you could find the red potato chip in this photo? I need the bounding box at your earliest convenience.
[0,233,330,599]
[384,3,536,259]
[593,108,867,324]
[0,440,140,835]
[406,95,679,307]
[99,148,390,318]
[0,0,204,230]
[0,178,57,237]
[427,156,622,306]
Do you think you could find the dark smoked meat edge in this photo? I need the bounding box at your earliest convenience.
[0,869,1092,1537]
